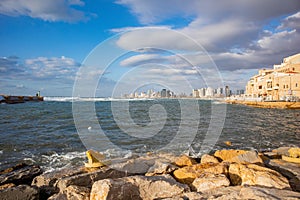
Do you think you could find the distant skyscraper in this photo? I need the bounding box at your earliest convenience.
[225,86,230,97]
[206,87,214,97]
[161,89,167,98]
[193,89,199,98]
[199,88,206,97]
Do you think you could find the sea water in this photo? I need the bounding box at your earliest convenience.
[0,98,299,171]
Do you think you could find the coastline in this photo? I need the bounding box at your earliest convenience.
[226,100,300,109]
[1,146,300,199]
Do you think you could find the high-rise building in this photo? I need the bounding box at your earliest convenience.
[206,87,214,97]
[199,88,206,97]
[193,89,199,98]
[225,86,230,97]
[161,89,167,98]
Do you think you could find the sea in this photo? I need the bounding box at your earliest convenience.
[0,97,299,172]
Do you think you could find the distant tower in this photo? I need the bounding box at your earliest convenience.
[161,89,167,98]
[225,86,230,97]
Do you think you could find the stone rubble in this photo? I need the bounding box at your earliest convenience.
[0,147,300,200]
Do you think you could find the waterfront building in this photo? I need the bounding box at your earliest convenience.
[192,89,199,98]
[206,87,214,97]
[199,88,206,97]
[225,86,230,97]
[161,89,167,98]
[216,87,224,97]
[245,53,300,101]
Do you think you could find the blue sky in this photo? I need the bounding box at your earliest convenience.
[1,0,300,97]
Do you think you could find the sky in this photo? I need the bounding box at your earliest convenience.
[1,0,300,97]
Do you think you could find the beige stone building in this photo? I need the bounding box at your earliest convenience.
[245,53,300,101]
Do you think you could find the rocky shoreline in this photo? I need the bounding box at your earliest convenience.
[1,147,300,200]
[226,100,300,109]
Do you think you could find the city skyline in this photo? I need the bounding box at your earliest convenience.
[1,1,300,97]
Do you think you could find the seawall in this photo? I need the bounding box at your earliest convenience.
[0,95,44,104]
[226,100,300,109]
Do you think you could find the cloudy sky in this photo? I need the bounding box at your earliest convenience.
[1,0,300,97]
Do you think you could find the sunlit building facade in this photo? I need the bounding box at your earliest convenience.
[245,53,300,101]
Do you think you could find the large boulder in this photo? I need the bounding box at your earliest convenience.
[272,147,291,156]
[56,167,128,191]
[266,159,300,192]
[0,185,39,200]
[191,173,230,192]
[90,175,190,200]
[0,163,42,185]
[200,154,219,164]
[174,155,197,167]
[145,160,177,176]
[199,186,300,200]
[48,185,90,200]
[173,163,228,184]
[214,149,263,164]
[289,147,300,158]
[229,163,291,189]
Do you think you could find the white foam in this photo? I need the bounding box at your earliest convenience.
[0,150,3,154]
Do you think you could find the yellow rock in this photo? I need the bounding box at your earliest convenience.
[224,141,232,146]
[200,154,220,164]
[229,163,290,189]
[288,147,300,158]
[174,155,197,167]
[173,163,228,184]
[282,155,300,164]
[214,149,263,164]
[85,150,107,168]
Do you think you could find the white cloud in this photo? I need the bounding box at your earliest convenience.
[0,0,93,22]
[25,56,80,79]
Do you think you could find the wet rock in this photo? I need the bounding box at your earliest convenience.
[266,159,300,192]
[263,151,281,159]
[49,185,90,200]
[173,163,228,184]
[289,147,300,158]
[56,167,128,191]
[90,175,190,200]
[0,185,39,200]
[229,163,291,189]
[174,155,197,167]
[191,173,230,192]
[145,160,178,176]
[0,163,42,185]
[200,154,220,164]
[214,149,263,164]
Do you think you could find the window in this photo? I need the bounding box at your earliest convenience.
[283,85,285,89]
[258,85,262,89]
[296,83,298,87]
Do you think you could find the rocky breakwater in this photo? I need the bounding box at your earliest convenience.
[1,147,300,199]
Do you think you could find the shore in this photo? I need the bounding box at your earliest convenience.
[226,100,300,109]
[1,146,300,199]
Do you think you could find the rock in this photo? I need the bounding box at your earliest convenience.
[200,154,220,164]
[0,185,39,200]
[289,147,300,158]
[266,159,300,192]
[224,141,232,146]
[173,163,228,184]
[145,160,178,176]
[214,149,263,164]
[90,178,140,200]
[49,185,90,200]
[0,163,42,185]
[282,155,300,164]
[181,192,204,200]
[229,163,291,189]
[110,157,152,174]
[263,151,281,159]
[56,167,129,191]
[200,186,300,200]
[191,173,230,192]
[90,175,190,200]
[85,150,108,168]
[272,146,291,156]
[0,183,15,190]
[174,155,197,167]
